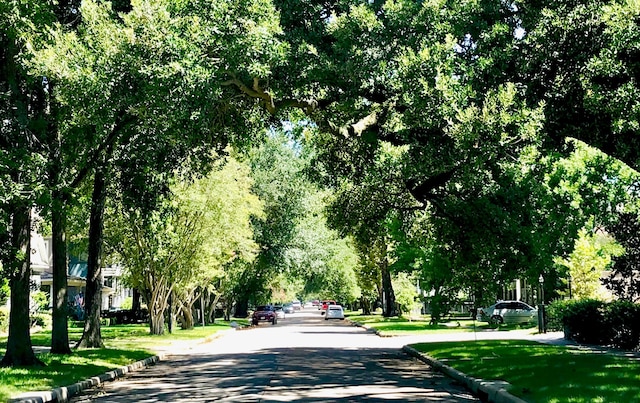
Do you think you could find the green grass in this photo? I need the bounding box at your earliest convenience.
[0,321,244,401]
[346,313,537,335]
[411,340,640,403]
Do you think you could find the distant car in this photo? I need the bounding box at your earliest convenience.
[311,299,320,307]
[320,300,336,314]
[283,304,295,314]
[476,300,538,325]
[252,305,278,325]
[274,305,286,320]
[325,304,345,320]
[292,300,302,311]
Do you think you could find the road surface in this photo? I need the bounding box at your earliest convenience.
[71,306,479,402]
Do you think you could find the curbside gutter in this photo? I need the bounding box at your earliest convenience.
[402,345,529,403]
[9,328,235,403]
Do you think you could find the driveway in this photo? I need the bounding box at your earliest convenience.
[70,309,479,402]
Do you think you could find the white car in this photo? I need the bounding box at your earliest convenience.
[292,300,302,311]
[476,300,538,325]
[274,306,286,320]
[324,304,345,320]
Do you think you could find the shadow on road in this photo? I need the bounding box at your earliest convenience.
[72,345,477,402]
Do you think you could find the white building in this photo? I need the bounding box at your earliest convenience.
[30,230,129,316]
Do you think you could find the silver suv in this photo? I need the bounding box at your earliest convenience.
[476,300,538,325]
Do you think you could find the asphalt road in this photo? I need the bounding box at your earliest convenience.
[70,306,479,402]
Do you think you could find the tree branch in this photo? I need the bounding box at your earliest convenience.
[66,112,136,198]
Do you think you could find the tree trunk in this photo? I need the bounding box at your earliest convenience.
[77,168,106,348]
[209,292,222,324]
[50,190,72,354]
[132,288,141,313]
[1,206,44,367]
[179,303,195,330]
[234,298,249,318]
[149,310,165,335]
[361,296,372,315]
[146,285,168,335]
[167,291,173,334]
[381,257,397,317]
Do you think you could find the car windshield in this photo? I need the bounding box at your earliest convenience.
[255,306,272,311]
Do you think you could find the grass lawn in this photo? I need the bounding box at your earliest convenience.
[411,340,640,403]
[346,313,537,335]
[0,320,245,401]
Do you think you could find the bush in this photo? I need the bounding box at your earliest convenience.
[0,307,8,333]
[549,299,640,350]
[546,299,572,332]
[554,299,609,344]
[30,312,52,329]
[603,300,640,351]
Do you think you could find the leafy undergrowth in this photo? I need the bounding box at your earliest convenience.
[0,321,242,401]
[411,340,640,403]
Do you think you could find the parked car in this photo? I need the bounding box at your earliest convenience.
[283,303,295,314]
[311,299,320,307]
[320,300,336,314]
[252,305,278,325]
[101,308,148,325]
[476,300,538,325]
[292,300,302,310]
[324,304,345,320]
[274,305,286,320]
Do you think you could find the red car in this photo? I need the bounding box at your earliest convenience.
[252,305,278,325]
[320,300,336,314]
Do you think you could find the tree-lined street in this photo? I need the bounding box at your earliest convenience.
[70,308,478,402]
[3,0,640,400]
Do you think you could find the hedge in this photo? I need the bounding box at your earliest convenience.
[547,298,640,351]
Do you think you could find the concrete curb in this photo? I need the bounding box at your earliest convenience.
[402,345,529,403]
[9,354,165,403]
[9,328,235,403]
[348,317,542,402]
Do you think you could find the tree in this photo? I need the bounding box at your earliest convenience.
[31,0,286,346]
[392,272,420,317]
[518,0,640,171]
[232,132,308,317]
[169,154,262,329]
[0,0,52,366]
[604,212,640,302]
[284,188,360,304]
[556,229,621,301]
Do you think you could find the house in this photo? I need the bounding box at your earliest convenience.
[30,229,130,317]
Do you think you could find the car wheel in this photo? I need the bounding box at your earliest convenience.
[490,315,503,325]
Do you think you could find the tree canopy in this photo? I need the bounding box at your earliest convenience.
[3,0,640,367]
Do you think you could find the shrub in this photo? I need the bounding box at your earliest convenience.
[603,300,640,351]
[549,299,640,350]
[30,291,49,313]
[546,299,572,332]
[0,307,8,333]
[557,299,609,344]
[30,312,52,329]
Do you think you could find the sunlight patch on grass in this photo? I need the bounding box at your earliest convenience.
[411,340,640,402]
[0,321,238,400]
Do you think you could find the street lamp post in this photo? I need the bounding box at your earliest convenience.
[538,274,546,333]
